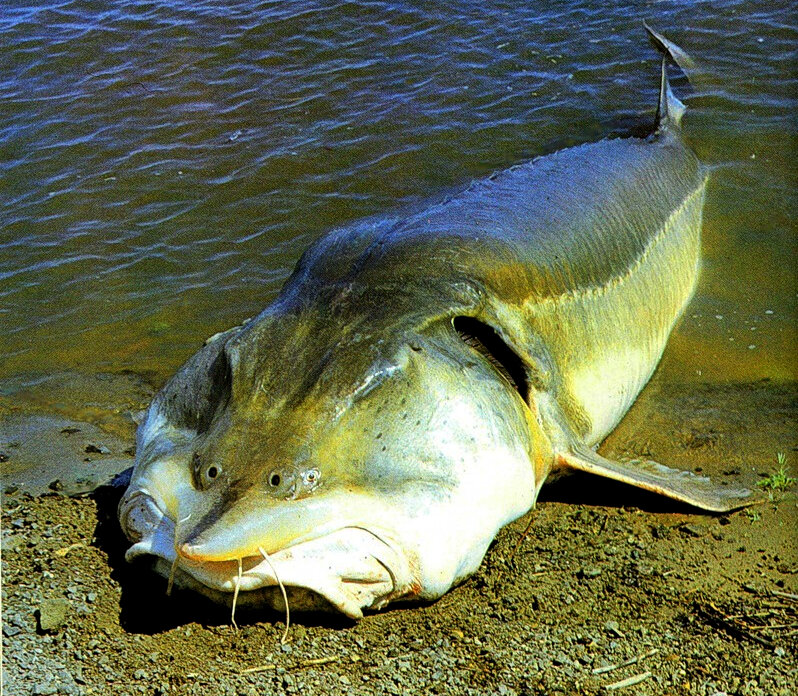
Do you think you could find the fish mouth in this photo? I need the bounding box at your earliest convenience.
[118,489,418,619]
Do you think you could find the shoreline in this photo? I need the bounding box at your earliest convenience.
[2,378,797,695]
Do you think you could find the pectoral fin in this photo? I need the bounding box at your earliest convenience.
[556,445,758,512]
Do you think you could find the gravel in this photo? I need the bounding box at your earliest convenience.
[2,382,796,695]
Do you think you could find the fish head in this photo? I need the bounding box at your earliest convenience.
[119,298,540,618]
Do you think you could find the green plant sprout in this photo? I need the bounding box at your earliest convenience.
[756,453,796,495]
[744,508,761,523]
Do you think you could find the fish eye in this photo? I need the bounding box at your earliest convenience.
[269,473,281,487]
[191,453,222,490]
[306,470,317,483]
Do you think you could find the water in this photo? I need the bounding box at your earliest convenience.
[1,0,796,398]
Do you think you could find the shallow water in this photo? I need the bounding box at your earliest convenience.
[1,0,795,395]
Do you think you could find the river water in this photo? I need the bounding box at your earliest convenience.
[1,0,795,400]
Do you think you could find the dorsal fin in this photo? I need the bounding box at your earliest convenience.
[644,23,692,131]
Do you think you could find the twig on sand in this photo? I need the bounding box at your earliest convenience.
[53,542,84,558]
[695,600,775,649]
[239,656,339,675]
[592,648,658,675]
[747,623,798,630]
[605,671,652,691]
[294,656,338,669]
[770,590,798,602]
[240,664,276,675]
[509,514,537,561]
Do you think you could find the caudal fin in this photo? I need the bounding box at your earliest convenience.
[644,23,694,131]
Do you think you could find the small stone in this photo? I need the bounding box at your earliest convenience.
[85,444,111,455]
[134,669,148,680]
[339,676,351,685]
[86,592,97,603]
[774,646,786,657]
[579,567,602,578]
[680,523,706,537]
[2,534,24,553]
[552,653,569,666]
[604,620,624,637]
[148,651,161,663]
[38,598,70,632]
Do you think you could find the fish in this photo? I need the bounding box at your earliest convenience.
[118,27,755,620]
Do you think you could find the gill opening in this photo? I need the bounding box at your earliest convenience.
[453,316,529,399]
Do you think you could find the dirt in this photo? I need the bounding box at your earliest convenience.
[2,378,797,696]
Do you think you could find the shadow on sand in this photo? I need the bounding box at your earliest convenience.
[89,478,361,635]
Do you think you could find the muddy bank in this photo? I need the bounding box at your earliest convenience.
[2,379,796,695]
[0,371,154,496]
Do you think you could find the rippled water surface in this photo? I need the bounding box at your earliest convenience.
[2,0,796,391]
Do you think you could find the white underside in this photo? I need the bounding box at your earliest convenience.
[122,490,415,619]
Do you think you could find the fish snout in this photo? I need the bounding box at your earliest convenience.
[177,541,215,563]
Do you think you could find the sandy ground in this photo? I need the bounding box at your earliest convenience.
[1,378,796,695]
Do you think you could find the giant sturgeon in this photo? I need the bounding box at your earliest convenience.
[119,28,754,619]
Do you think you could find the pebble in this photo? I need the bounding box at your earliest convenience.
[579,567,602,578]
[680,523,706,537]
[38,598,70,632]
[2,534,25,553]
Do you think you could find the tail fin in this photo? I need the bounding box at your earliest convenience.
[644,23,693,131]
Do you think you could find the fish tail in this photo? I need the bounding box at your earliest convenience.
[644,23,694,130]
